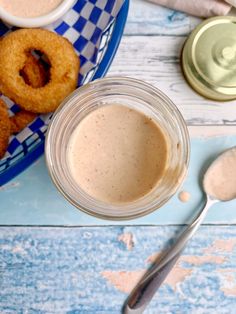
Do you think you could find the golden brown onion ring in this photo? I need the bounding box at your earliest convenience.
[10,110,37,134]
[0,29,80,113]
[0,99,11,159]
[20,53,49,89]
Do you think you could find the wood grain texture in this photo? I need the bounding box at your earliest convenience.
[0,226,235,313]
[109,1,236,125]
[108,35,236,125]
[1,132,236,226]
[124,0,201,35]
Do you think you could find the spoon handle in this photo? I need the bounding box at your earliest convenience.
[124,196,217,314]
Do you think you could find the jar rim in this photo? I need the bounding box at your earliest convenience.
[45,77,190,220]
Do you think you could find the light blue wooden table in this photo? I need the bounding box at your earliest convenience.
[1,1,236,313]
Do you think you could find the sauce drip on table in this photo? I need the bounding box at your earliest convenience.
[178,191,191,203]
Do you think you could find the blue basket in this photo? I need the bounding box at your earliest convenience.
[0,0,129,186]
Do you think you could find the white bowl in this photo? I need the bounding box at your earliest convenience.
[0,0,76,28]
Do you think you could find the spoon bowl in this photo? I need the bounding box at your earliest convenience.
[203,146,236,202]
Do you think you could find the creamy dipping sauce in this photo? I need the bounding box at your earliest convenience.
[67,104,168,204]
[204,148,236,201]
[0,0,63,18]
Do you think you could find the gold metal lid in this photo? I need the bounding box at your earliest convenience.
[182,16,236,101]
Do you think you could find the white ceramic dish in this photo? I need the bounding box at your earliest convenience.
[0,0,75,28]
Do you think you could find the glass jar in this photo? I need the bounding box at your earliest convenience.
[45,77,190,220]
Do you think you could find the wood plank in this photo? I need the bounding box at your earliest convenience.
[189,125,236,138]
[0,226,235,313]
[125,0,201,36]
[1,130,236,226]
[108,35,236,125]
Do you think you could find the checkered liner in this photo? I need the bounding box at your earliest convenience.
[0,0,124,160]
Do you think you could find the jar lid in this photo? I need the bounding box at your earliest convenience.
[182,16,236,101]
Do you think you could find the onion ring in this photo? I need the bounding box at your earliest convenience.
[10,110,37,134]
[0,29,80,113]
[0,99,11,159]
[20,53,49,88]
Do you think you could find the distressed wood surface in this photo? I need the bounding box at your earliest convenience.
[1,131,236,226]
[109,36,236,125]
[0,226,236,313]
[124,0,201,35]
[108,0,236,125]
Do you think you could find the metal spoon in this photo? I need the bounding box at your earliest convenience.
[124,147,236,314]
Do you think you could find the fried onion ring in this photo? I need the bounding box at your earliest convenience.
[10,55,43,134]
[0,29,80,113]
[20,53,49,88]
[10,110,37,134]
[0,99,11,158]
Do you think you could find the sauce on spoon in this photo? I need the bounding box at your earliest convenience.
[203,147,236,201]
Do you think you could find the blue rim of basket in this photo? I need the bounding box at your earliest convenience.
[0,0,129,186]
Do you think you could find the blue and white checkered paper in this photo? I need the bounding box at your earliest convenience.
[0,0,124,158]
